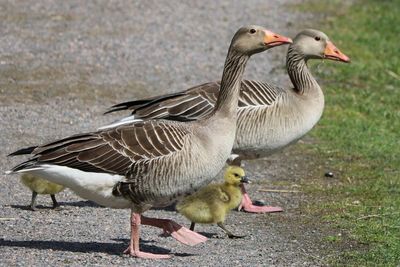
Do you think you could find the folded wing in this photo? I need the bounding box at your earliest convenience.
[11,120,190,176]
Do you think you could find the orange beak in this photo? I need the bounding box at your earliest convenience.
[324,41,350,63]
[263,30,293,47]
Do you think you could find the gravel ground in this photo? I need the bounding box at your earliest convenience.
[0,1,329,266]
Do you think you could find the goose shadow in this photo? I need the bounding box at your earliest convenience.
[58,200,101,208]
[11,200,101,210]
[0,238,186,256]
[111,239,196,257]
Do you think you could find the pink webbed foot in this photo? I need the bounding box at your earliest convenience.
[165,221,208,246]
[239,185,283,213]
[240,203,283,213]
[123,245,170,259]
[141,216,207,246]
[125,212,171,259]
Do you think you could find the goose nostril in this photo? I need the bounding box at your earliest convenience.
[335,50,339,54]
[274,35,279,38]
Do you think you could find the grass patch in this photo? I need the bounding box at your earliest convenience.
[295,0,400,265]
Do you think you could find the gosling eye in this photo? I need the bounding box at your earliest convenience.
[249,28,256,34]
[234,173,239,177]
[315,36,321,41]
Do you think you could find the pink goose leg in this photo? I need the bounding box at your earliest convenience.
[238,184,283,213]
[141,215,207,245]
[124,212,170,259]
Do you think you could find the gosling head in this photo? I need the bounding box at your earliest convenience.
[224,166,250,186]
[292,29,350,63]
[230,25,292,56]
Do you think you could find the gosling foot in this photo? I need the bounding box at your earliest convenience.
[50,194,62,210]
[217,222,245,239]
[29,191,38,211]
[29,205,38,211]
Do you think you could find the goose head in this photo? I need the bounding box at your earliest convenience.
[224,166,249,186]
[292,29,350,63]
[230,25,292,56]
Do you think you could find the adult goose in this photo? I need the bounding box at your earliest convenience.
[103,29,350,213]
[7,26,292,259]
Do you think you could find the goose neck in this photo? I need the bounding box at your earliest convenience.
[286,46,320,95]
[214,50,249,116]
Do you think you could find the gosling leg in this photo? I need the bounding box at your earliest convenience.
[190,222,196,231]
[50,194,61,210]
[29,191,38,211]
[217,222,246,239]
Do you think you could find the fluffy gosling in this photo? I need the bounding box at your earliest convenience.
[176,166,249,238]
[20,173,65,211]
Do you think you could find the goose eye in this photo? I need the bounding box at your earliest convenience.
[234,173,239,177]
[315,36,321,41]
[249,29,256,34]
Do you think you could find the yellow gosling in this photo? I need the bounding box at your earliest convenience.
[20,173,64,211]
[176,166,249,238]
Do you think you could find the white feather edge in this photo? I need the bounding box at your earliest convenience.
[8,165,131,209]
[98,115,142,130]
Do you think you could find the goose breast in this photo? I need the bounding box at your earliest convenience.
[233,90,324,159]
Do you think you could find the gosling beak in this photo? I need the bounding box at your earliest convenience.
[263,30,293,48]
[324,41,350,63]
[240,176,250,184]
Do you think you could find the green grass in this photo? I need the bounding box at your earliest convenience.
[295,0,400,265]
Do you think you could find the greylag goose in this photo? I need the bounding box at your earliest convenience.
[7,26,292,259]
[103,29,350,213]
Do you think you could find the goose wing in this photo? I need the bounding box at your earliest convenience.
[11,120,190,175]
[105,80,282,122]
[238,80,282,107]
[131,82,220,121]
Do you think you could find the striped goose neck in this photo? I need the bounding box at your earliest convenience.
[214,50,249,116]
[286,46,319,95]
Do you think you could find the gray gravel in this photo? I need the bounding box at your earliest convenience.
[0,1,329,266]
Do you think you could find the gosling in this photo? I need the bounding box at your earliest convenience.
[20,173,64,211]
[176,166,249,238]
